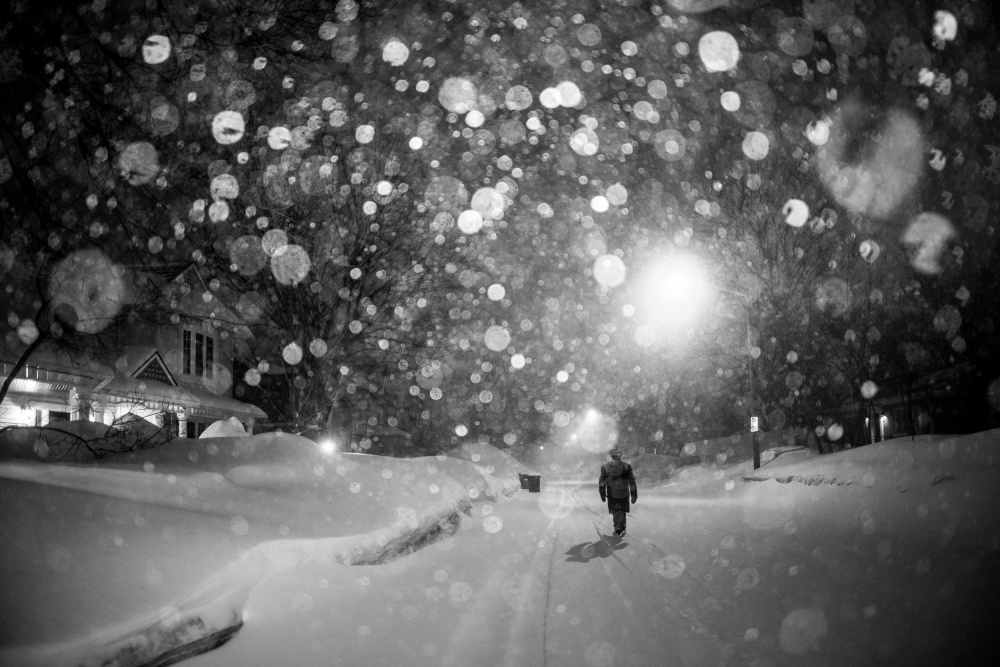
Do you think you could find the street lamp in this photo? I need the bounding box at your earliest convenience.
[643,256,761,469]
[702,283,761,470]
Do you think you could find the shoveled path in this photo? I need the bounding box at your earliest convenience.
[189,477,999,666]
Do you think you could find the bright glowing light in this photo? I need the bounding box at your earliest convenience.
[320,439,336,454]
[641,255,708,326]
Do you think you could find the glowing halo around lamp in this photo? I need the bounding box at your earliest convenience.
[640,254,709,326]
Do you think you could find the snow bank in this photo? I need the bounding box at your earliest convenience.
[43,420,115,440]
[653,446,816,495]
[539,449,606,477]
[743,430,1000,487]
[200,416,248,438]
[0,425,98,462]
[0,421,140,462]
[446,441,536,480]
[0,432,478,667]
[0,418,174,463]
[632,453,684,484]
[411,454,522,501]
[680,427,797,462]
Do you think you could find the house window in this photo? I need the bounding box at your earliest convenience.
[195,333,204,376]
[183,331,191,374]
[163,412,179,438]
[183,329,215,378]
[206,336,214,379]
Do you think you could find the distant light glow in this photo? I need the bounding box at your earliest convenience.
[641,254,708,327]
[320,439,336,454]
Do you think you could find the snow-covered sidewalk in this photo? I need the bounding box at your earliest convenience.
[2,430,998,666]
[0,433,525,667]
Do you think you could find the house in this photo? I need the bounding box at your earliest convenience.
[0,263,266,438]
[831,362,975,446]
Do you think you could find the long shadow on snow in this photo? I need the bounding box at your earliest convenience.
[565,535,627,563]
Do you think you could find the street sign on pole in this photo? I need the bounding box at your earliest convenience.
[750,416,759,433]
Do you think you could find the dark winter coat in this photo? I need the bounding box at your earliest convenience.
[599,459,637,514]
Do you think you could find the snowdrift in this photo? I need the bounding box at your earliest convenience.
[539,449,605,477]
[0,431,508,667]
[743,430,1000,487]
[0,419,175,462]
[653,446,816,495]
[0,422,115,462]
[680,427,797,463]
[412,454,521,501]
[446,441,536,479]
[200,416,248,438]
[631,452,685,484]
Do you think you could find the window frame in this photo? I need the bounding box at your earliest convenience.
[182,327,216,379]
[205,336,214,379]
[195,333,205,377]
[182,330,192,375]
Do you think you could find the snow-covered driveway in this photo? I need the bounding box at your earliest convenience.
[189,470,998,666]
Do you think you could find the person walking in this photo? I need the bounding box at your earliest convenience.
[599,447,637,537]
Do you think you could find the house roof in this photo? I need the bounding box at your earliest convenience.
[119,346,176,383]
[105,342,266,419]
[102,376,267,419]
[185,384,268,420]
[128,262,250,336]
[0,340,115,387]
[2,334,266,422]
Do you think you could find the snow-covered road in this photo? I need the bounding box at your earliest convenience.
[189,473,999,666]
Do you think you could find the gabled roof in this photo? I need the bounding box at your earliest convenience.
[132,350,177,387]
[132,262,248,335]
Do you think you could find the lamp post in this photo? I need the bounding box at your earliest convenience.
[702,283,760,470]
[643,256,760,470]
